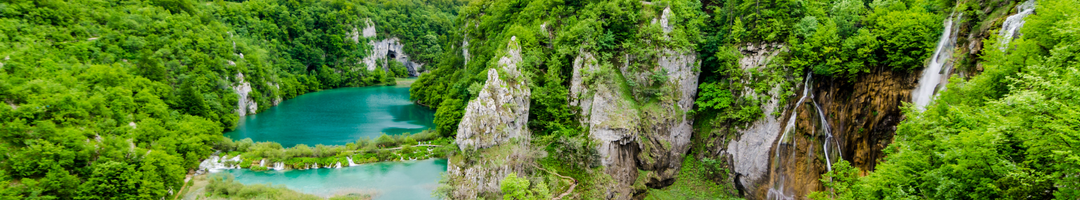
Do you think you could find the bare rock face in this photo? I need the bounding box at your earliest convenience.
[455,36,531,150]
[717,43,787,198]
[445,37,535,199]
[353,19,424,76]
[234,73,258,117]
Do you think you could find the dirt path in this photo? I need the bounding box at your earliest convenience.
[534,165,577,200]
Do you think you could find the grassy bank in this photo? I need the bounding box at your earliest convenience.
[208,130,456,171]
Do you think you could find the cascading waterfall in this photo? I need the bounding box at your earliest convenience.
[347,156,358,166]
[913,13,963,110]
[767,73,845,200]
[272,162,285,171]
[998,0,1037,51]
[198,154,243,173]
[767,73,814,200]
[811,97,843,173]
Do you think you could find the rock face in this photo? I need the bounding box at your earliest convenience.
[567,7,700,199]
[234,73,257,116]
[455,36,531,150]
[444,37,535,199]
[817,69,918,173]
[719,44,787,199]
[352,19,424,76]
[711,42,918,199]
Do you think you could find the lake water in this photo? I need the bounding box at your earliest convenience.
[221,159,447,199]
[218,83,445,200]
[224,85,436,147]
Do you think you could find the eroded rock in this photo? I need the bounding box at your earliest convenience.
[455,36,531,150]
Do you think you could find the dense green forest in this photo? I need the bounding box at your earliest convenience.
[410,0,1080,198]
[2,0,1079,198]
[823,0,1080,198]
[0,0,461,198]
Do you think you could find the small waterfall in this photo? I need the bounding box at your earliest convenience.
[998,0,1037,51]
[913,13,963,110]
[259,158,267,167]
[347,156,358,166]
[334,162,343,168]
[272,162,285,171]
[198,155,243,173]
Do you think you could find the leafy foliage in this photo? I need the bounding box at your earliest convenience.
[0,0,459,198]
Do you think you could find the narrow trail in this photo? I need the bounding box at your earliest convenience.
[533,164,578,200]
[172,172,194,200]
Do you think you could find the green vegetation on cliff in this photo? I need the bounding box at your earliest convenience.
[817,0,1080,199]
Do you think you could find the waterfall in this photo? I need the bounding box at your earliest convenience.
[912,13,963,110]
[810,98,843,172]
[335,162,343,168]
[767,73,846,200]
[198,155,243,173]
[767,73,814,200]
[347,156,358,166]
[998,0,1037,51]
[272,162,285,171]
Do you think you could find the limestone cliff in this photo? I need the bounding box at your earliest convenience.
[568,7,700,199]
[702,42,919,199]
[444,37,535,199]
[352,18,425,76]
[234,73,258,117]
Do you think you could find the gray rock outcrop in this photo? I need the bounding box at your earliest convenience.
[234,73,257,116]
[352,18,425,76]
[445,36,535,199]
[567,7,700,198]
[455,36,531,150]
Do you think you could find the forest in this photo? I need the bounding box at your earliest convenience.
[2,0,1079,199]
[0,0,461,198]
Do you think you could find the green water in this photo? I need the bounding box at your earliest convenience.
[224,85,435,147]
[222,159,448,199]
[218,84,445,200]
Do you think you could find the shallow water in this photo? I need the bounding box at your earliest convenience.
[222,159,448,199]
[218,84,445,200]
[224,85,435,147]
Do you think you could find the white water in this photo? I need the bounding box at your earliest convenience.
[768,74,813,200]
[767,74,846,200]
[811,98,843,173]
[334,162,343,168]
[913,13,962,110]
[198,154,243,174]
[272,162,285,171]
[999,0,1037,51]
[347,157,358,166]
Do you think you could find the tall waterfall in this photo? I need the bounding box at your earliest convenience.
[811,97,843,173]
[767,74,814,200]
[767,74,845,200]
[998,0,1037,51]
[912,13,962,110]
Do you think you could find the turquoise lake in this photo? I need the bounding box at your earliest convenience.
[224,85,436,147]
[218,83,445,199]
[222,159,447,199]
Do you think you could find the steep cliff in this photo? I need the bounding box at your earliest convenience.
[352,19,425,76]
[443,37,535,199]
[568,7,700,199]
